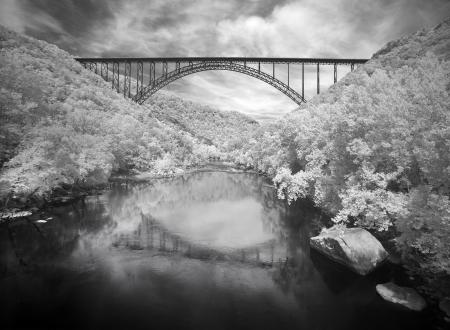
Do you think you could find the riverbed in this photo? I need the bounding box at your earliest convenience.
[0,170,433,329]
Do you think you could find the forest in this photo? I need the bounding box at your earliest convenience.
[0,17,449,305]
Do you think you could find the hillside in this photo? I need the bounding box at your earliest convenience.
[236,19,450,295]
[0,25,255,204]
[144,91,258,149]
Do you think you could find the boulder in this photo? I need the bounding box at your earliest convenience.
[376,282,427,311]
[310,226,388,275]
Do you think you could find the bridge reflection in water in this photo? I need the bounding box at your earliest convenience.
[113,212,283,266]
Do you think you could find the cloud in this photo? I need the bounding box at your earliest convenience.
[0,0,25,32]
[1,0,449,120]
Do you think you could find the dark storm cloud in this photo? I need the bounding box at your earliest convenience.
[20,0,117,37]
[2,0,121,54]
[0,0,449,118]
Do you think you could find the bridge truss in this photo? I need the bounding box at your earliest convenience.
[75,57,368,106]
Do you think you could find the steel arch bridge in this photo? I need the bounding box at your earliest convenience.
[75,57,368,106]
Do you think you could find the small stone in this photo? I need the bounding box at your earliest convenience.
[376,282,427,311]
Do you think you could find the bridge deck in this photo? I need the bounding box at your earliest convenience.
[76,57,368,65]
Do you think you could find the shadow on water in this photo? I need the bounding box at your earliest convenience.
[0,171,433,329]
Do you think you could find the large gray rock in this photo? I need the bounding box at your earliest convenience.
[376,282,427,311]
[310,226,388,275]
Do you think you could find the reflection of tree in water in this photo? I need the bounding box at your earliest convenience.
[112,171,275,211]
[113,212,278,265]
[0,197,111,276]
[271,199,328,293]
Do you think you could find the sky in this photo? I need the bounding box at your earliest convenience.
[0,0,449,120]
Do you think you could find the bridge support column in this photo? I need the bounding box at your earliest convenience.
[149,62,155,86]
[317,63,320,94]
[137,61,143,96]
[124,61,131,98]
[351,63,354,71]
[163,62,168,78]
[101,62,108,81]
[334,63,337,84]
[287,63,290,88]
[302,63,304,100]
[113,62,120,93]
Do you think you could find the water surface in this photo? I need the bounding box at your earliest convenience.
[0,171,432,329]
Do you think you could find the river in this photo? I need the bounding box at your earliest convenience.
[0,170,432,329]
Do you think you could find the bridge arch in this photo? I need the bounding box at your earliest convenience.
[134,61,306,105]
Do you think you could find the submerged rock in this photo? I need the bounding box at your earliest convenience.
[376,282,427,311]
[309,226,388,275]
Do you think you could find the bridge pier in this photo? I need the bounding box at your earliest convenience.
[334,63,337,84]
[163,62,168,79]
[317,63,320,94]
[101,62,108,81]
[287,63,290,88]
[124,61,131,98]
[302,63,304,100]
[113,62,120,93]
[149,62,155,86]
[137,61,144,96]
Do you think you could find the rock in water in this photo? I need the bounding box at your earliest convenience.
[310,226,388,275]
[376,282,427,311]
